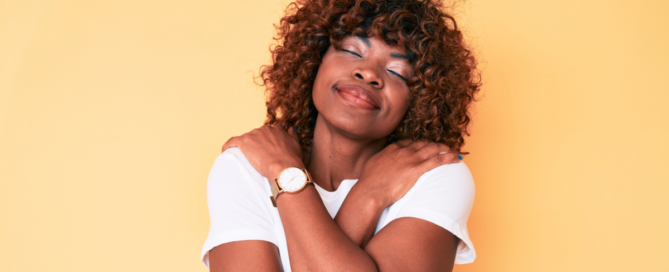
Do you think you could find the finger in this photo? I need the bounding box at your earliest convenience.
[426,151,460,165]
[255,126,267,134]
[417,142,441,160]
[288,126,298,138]
[381,142,402,154]
[418,152,455,172]
[439,152,461,164]
[394,139,413,148]
[408,140,430,152]
[434,144,453,158]
[434,144,459,163]
[221,136,239,153]
[419,142,451,154]
[267,124,288,135]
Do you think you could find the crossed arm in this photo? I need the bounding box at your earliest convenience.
[209,186,459,272]
[209,126,461,272]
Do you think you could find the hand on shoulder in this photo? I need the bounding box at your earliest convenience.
[358,140,461,208]
[221,125,305,180]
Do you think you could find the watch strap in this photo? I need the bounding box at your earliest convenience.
[270,178,281,207]
[303,168,313,185]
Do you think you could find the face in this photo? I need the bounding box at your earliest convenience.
[312,35,414,141]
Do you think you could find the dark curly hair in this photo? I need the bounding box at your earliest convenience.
[259,0,480,154]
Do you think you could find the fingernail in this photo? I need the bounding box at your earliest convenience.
[458,154,463,160]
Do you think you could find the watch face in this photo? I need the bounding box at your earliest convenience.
[278,167,307,193]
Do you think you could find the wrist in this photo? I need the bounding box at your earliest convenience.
[349,178,390,210]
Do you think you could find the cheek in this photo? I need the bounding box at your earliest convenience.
[313,55,338,89]
[311,67,331,112]
[384,92,411,130]
[390,87,411,118]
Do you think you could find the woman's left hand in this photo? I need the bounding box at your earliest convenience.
[221,125,305,180]
[355,140,460,208]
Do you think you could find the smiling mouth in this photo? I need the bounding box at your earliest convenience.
[335,86,380,110]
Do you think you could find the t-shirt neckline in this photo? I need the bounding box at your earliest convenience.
[313,179,357,201]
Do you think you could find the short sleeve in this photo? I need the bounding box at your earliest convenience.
[201,148,277,267]
[393,162,476,264]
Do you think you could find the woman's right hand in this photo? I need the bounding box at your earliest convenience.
[221,125,305,182]
[358,140,461,208]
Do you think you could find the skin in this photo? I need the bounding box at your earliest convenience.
[212,36,461,272]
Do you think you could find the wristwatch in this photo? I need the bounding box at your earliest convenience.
[270,167,312,207]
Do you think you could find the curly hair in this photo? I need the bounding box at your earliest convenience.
[259,0,480,154]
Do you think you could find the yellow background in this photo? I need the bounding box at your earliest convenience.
[1,0,667,271]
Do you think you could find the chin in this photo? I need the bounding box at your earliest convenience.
[326,115,393,141]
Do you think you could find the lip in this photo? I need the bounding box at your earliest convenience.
[335,85,380,110]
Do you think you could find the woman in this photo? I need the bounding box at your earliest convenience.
[202,0,480,271]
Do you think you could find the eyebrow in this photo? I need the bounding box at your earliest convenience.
[356,36,410,60]
[390,52,409,60]
[357,36,372,48]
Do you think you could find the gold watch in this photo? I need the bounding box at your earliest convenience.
[270,167,312,207]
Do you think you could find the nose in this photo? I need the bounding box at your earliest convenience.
[352,65,384,89]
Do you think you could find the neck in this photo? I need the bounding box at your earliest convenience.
[305,115,387,192]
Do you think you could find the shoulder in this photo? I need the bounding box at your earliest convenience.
[420,161,475,194]
[395,161,475,224]
[392,161,477,264]
[406,161,475,211]
[211,148,262,176]
[208,148,266,186]
[206,148,270,207]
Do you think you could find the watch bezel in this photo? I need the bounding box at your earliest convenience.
[277,167,309,193]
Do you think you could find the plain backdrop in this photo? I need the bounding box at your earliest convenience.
[1,0,668,271]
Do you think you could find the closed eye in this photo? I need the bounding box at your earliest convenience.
[342,49,362,58]
[388,69,407,82]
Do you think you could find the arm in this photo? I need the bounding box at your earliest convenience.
[275,141,460,271]
[217,127,461,271]
[275,176,460,272]
[208,180,459,272]
[366,217,459,271]
[209,241,282,272]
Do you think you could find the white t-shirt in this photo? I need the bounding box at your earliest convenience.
[201,148,476,271]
